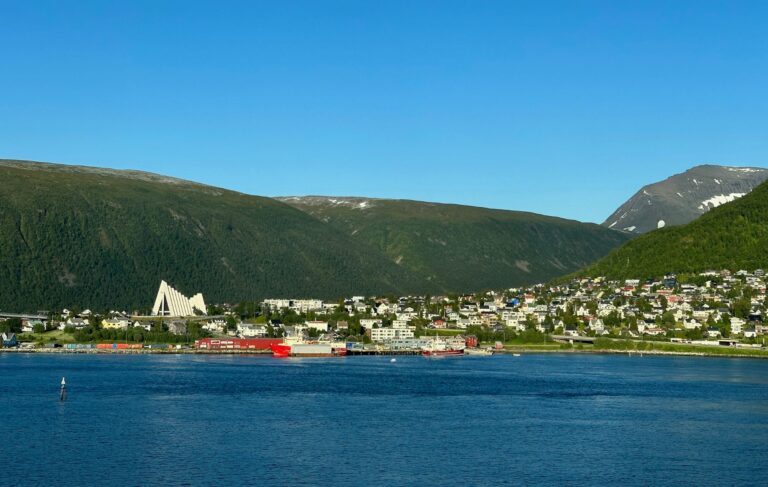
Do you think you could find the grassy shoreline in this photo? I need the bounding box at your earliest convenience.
[499,340,768,359]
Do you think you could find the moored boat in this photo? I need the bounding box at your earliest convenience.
[270,336,347,357]
[421,338,464,357]
[422,348,464,357]
[464,347,494,356]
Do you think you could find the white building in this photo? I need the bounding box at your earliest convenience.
[370,327,397,342]
[304,321,329,332]
[151,280,207,317]
[730,317,746,335]
[370,320,416,342]
[203,319,227,334]
[238,323,267,338]
[360,319,381,330]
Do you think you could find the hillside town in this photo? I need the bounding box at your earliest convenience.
[2,269,767,353]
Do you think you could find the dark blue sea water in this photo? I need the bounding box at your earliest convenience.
[1,353,767,486]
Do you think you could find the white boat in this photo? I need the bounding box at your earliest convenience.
[464,348,494,356]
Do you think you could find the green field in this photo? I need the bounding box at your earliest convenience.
[17,330,76,343]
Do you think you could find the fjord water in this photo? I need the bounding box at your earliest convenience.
[2,354,767,486]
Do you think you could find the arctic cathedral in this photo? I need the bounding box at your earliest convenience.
[151,280,207,317]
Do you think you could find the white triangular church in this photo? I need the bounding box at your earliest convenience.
[151,280,207,317]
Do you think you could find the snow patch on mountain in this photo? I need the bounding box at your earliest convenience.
[698,193,746,210]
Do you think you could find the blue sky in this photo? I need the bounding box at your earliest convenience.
[1,1,766,223]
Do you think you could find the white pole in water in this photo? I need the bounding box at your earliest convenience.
[60,377,67,402]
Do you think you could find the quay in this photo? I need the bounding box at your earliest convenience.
[347,348,422,356]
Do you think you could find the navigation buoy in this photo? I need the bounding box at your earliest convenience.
[60,377,67,402]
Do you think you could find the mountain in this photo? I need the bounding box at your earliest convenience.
[277,196,630,292]
[603,165,768,234]
[0,160,429,312]
[0,159,630,312]
[584,179,768,279]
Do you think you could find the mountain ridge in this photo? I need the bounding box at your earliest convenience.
[278,195,630,291]
[0,159,630,311]
[603,164,768,234]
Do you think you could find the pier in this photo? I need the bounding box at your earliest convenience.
[347,349,422,356]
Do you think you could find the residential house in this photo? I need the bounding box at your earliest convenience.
[730,317,746,336]
[203,319,227,334]
[67,318,88,329]
[102,318,130,330]
[133,321,152,331]
[304,321,329,332]
[1,332,17,347]
[22,320,44,333]
[239,323,267,338]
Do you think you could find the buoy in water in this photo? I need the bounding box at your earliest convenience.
[60,377,67,402]
[390,358,397,363]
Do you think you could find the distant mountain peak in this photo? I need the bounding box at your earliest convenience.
[586,177,768,279]
[603,164,768,234]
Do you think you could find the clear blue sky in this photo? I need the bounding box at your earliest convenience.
[1,1,766,223]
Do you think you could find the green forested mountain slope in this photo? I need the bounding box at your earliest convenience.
[583,180,768,279]
[0,160,428,311]
[0,160,630,312]
[278,196,631,291]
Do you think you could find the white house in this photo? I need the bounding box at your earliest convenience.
[304,321,329,332]
[203,319,227,334]
[730,317,746,335]
[239,323,267,338]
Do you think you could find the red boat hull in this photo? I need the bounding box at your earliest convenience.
[270,343,292,357]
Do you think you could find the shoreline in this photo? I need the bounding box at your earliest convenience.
[2,347,767,360]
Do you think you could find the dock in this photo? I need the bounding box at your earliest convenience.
[347,348,422,356]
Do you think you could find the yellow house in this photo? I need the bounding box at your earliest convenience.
[101,318,130,330]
